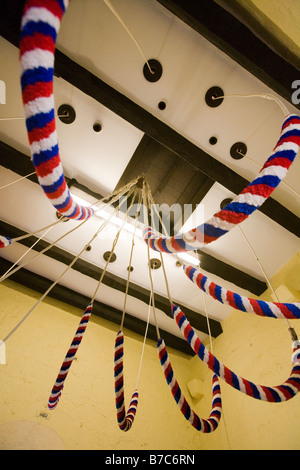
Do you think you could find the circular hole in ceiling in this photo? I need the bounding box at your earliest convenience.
[220,198,233,210]
[56,211,69,222]
[205,86,224,107]
[230,142,247,160]
[149,258,161,270]
[158,100,166,110]
[103,251,117,263]
[93,122,102,133]
[143,59,163,82]
[127,265,134,272]
[57,104,76,124]
[209,136,218,145]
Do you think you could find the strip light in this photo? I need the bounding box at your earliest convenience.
[71,193,199,265]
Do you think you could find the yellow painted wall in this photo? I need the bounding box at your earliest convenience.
[0,279,206,450]
[0,251,299,450]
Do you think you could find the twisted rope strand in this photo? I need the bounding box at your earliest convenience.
[144,114,300,253]
[183,265,300,320]
[172,303,300,402]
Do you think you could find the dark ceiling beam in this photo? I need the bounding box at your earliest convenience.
[0,7,299,237]
[0,140,267,295]
[0,257,194,356]
[156,0,300,107]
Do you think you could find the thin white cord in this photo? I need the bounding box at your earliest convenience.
[0,172,36,190]
[212,92,289,116]
[103,0,154,75]
[0,114,69,122]
[0,225,53,281]
[135,294,152,389]
[236,149,300,197]
[238,225,291,330]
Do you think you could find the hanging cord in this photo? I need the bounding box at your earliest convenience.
[0,179,138,283]
[237,225,296,337]
[2,185,136,343]
[212,92,289,116]
[142,180,161,340]
[142,180,222,432]
[0,113,70,122]
[236,150,300,198]
[120,191,143,330]
[0,171,36,190]
[10,176,140,245]
[103,0,154,75]
[0,225,54,281]
[49,186,139,410]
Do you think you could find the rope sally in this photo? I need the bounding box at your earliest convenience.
[183,265,300,320]
[144,114,300,253]
[141,183,223,432]
[172,304,300,402]
[48,302,93,409]
[47,187,139,410]
[114,331,139,432]
[113,193,149,431]
[19,0,93,221]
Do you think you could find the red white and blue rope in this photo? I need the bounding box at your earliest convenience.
[172,303,300,402]
[19,0,94,221]
[48,302,93,410]
[144,114,300,253]
[158,338,222,432]
[183,265,300,320]
[114,330,139,431]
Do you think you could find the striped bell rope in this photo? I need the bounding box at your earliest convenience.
[114,330,139,431]
[48,302,93,410]
[19,0,94,221]
[183,265,300,320]
[172,303,300,402]
[143,114,300,253]
[158,338,222,432]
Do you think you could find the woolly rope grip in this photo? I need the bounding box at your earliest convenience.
[292,341,300,364]
[0,236,11,249]
[183,265,300,320]
[144,114,300,253]
[19,0,94,221]
[172,303,300,402]
[157,338,222,432]
[48,302,93,410]
[114,331,139,431]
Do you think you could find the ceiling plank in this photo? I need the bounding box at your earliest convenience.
[0,219,224,338]
[156,0,300,107]
[0,257,195,356]
[0,6,299,237]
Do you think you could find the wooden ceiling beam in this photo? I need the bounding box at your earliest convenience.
[0,141,268,296]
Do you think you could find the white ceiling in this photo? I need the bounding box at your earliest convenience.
[0,0,299,347]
